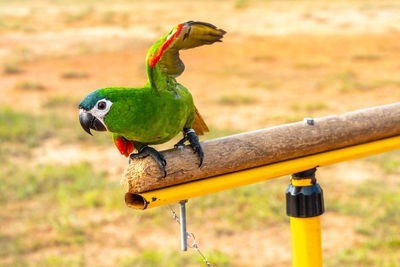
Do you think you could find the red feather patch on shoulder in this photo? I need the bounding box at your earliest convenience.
[114,136,134,157]
[148,23,184,68]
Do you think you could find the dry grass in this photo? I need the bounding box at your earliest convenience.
[0,0,400,266]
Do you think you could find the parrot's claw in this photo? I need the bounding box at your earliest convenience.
[129,146,167,177]
[174,129,204,167]
[174,136,188,150]
[186,129,204,167]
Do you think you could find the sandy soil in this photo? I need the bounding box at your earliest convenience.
[1,0,399,266]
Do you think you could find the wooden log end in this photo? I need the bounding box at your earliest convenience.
[120,156,163,192]
[121,146,202,193]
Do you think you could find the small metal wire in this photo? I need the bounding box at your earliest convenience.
[168,204,213,267]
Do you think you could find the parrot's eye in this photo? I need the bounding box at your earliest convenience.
[97,101,106,110]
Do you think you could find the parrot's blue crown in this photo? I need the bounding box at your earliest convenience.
[79,90,103,110]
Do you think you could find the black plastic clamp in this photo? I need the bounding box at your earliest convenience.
[286,168,325,218]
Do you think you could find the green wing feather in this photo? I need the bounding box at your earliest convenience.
[145,21,226,90]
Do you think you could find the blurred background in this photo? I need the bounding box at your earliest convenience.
[1,0,400,266]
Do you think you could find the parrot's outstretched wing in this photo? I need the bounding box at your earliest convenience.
[146,21,226,90]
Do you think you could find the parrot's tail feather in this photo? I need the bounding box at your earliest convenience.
[192,106,209,136]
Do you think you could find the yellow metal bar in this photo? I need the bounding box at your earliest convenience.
[126,135,400,209]
[290,216,323,267]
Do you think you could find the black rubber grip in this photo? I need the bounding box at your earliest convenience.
[286,183,324,218]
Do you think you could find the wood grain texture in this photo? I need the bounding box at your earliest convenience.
[121,103,400,193]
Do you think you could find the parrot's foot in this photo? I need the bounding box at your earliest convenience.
[129,146,167,177]
[174,136,188,150]
[174,128,204,167]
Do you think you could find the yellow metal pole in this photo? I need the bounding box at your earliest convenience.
[287,169,323,267]
[126,135,400,209]
[290,216,322,267]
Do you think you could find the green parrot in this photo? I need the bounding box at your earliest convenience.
[78,21,226,176]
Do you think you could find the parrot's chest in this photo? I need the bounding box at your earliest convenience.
[109,89,193,144]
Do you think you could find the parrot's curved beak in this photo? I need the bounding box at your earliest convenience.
[79,110,107,135]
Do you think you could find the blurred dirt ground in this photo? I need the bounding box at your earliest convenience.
[1,0,400,266]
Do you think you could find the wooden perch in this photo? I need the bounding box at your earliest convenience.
[121,103,400,194]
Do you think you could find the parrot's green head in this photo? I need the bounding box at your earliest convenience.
[78,89,112,135]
